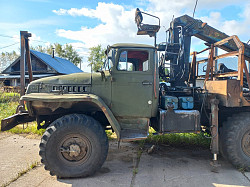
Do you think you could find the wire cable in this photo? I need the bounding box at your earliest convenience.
[0,33,86,51]
[0,34,16,39]
[193,0,198,18]
[31,39,48,44]
[0,33,49,44]
[0,42,20,50]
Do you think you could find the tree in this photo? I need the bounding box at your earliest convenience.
[0,51,19,72]
[87,45,106,72]
[63,44,82,66]
[34,45,46,53]
[32,43,82,66]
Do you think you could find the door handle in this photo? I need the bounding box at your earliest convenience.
[142,81,152,85]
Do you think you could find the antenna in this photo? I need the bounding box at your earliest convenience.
[193,0,198,18]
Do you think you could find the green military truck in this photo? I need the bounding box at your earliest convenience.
[1,9,250,177]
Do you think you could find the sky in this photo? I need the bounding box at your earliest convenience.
[0,0,250,72]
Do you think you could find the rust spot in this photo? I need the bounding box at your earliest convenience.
[201,22,207,28]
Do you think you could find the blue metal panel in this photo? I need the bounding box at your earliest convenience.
[0,74,56,79]
[178,96,194,109]
[30,50,83,74]
[161,95,178,110]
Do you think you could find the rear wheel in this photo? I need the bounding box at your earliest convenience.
[39,114,109,178]
[222,112,250,171]
[219,126,228,160]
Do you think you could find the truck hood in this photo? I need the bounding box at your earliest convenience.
[26,72,109,94]
[31,72,92,85]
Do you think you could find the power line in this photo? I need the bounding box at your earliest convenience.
[31,39,49,44]
[0,33,85,52]
[0,34,16,39]
[193,0,199,18]
[0,33,49,44]
[0,42,20,50]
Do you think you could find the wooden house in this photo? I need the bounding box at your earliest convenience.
[0,50,82,87]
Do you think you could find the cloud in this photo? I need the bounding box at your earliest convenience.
[52,1,250,68]
[52,3,125,26]
[54,2,154,49]
[53,8,95,17]
[199,9,250,41]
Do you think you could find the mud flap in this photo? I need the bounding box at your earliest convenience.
[1,113,36,131]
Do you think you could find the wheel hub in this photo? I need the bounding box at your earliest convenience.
[60,136,91,163]
[69,144,81,157]
[242,130,250,157]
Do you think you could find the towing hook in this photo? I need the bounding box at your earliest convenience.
[15,104,26,114]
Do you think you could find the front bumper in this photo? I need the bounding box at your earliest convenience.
[1,112,36,131]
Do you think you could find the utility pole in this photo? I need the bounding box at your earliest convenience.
[25,36,33,82]
[20,31,32,102]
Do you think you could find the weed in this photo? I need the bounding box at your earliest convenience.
[7,124,45,136]
[145,128,210,148]
[0,99,45,135]
[30,161,39,169]
[0,101,19,120]
[133,168,138,175]
[0,92,20,103]
[238,167,246,173]
[130,140,144,187]
[105,130,115,140]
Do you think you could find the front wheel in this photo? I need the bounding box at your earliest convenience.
[223,112,250,171]
[39,114,109,178]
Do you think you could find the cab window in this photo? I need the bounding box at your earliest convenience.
[117,50,149,71]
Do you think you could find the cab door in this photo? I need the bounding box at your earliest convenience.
[111,48,155,118]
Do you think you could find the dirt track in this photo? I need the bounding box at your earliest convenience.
[0,132,249,187]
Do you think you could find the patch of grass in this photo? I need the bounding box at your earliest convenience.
[0,101,39,135]
[105,130,113,140]
[0,101,19,120]
[105,130,117,140]
[0,92,20,103]
[7,124,45,136]
[145,128,210,148]
[0,96,45,135]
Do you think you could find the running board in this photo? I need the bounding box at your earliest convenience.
[120,129,148,142]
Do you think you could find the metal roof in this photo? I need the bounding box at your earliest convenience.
[0,74,56,79]
[30,50,83,74]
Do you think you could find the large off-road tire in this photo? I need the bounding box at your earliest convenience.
[39,114,109,178]
[223,112,250,171]
[219,127,228,160]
